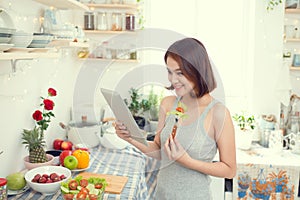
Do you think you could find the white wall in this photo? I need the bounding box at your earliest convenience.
[0,0,298,177]
[0,0,82,176]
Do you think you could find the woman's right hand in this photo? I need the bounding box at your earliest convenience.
[114,121,133,143]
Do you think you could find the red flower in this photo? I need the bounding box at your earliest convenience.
[48,88,57,97]
[32,110,43,121]
[43,99,54,110]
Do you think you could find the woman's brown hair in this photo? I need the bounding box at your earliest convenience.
[164,38,217,98]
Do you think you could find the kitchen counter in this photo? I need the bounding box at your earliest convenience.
[8,145,160,200]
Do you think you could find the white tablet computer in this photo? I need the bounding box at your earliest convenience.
[100,88,148,146]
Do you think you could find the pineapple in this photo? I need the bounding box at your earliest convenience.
[22,127,47,163]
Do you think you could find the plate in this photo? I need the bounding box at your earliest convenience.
[0,43,13,52]
[71,166,89,172]
[7,185,29,196]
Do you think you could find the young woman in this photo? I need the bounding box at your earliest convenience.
[115,38,236,199]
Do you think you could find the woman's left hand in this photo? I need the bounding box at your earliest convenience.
[164,136,191,164]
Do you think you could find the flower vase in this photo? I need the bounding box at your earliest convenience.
[23,154,54,170]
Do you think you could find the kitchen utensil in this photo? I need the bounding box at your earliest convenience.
[59,122,100,148]
[78,172,128,194]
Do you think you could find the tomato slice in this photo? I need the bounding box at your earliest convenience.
[176,107,184,113]
[89,194,98,200]
[80,187,89,195]
[76,192,87,200]
[68,180,78,190]
[63,194,74,200]
[79,179,89,188]
[94,183,103,189]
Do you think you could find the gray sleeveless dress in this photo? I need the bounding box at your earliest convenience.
[154,98,219,200]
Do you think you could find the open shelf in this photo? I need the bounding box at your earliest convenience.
[285,8,300,14]
[285,38,300,42]
[49,40,89,48]
[0,51,60,72]
[290,66,300,70]
[0,52,59,60]
[85,3,138,10]
[83,57,139,62]
[32,0,89,10]
[84,30,136,34]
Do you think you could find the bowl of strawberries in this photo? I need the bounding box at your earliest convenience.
[24,165,71,195]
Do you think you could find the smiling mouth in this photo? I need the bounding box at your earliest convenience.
[173,84,183,89]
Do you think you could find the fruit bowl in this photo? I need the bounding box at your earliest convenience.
[24,166,71,196]
[23,154,54,170]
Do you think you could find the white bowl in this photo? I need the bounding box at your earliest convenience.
[25,166,71,196]
[28,33,54,48]
[10,32,33,47]
[0,36,11,43]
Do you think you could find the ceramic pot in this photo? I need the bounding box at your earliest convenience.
[23,154,54,170]
[66,122,101,148]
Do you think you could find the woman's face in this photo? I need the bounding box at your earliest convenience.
[166,56,194,97]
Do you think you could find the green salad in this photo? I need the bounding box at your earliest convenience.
[61,175,108,200]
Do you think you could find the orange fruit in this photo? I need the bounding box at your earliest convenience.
[72,150,89,169]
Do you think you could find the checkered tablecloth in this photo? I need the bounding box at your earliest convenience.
[233,144,300,200]
[8,145,160,200]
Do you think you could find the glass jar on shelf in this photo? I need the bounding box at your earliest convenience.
[84,12,96,30]
[111,12,123,31]
[97,12,108,30]
[129,44,137,60]
[102,41,111,59]
[77,47,90,58]
[126,13,135,31]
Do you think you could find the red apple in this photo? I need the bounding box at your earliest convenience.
[53,139,64,150]
[61,141,73,151]
[59,150,72,166]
